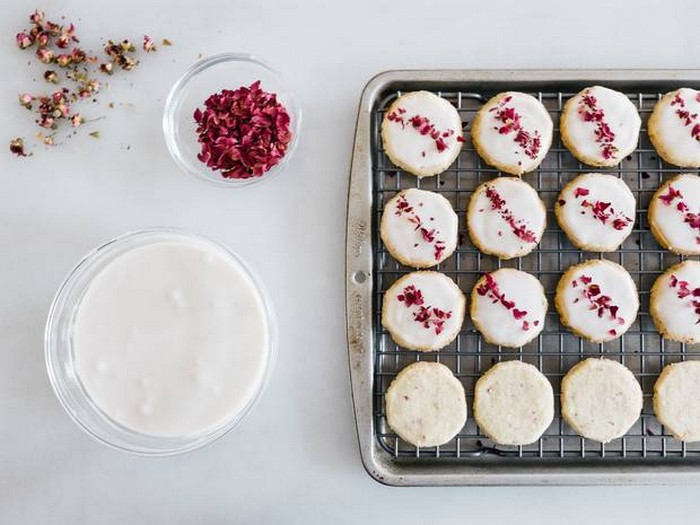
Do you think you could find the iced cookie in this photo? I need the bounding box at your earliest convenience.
[648,88,700,168]
[471,92,553,175]
[471,269,548,348]
[654,361,700,442]
[648,173,700,255]
[381,91,464,177]
[650,261,700,344]
[382,271,465,351]
[473,360,554,446]
[555,173,636,252]
[561,358,642,443]
[555,260,639,342]
[560,86,641,167]
[466,177,546,259]
[380,188,458,268]
[385,361,467,447]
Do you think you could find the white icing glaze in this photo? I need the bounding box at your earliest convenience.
[472,92,553,174]
[382,271,465,351]
[380,188,458,267]
[650,88,700,167]
[557,260,639,342]
[467,177,546,259]
[561,86,641,166]
[556,173,636,251]
[650,173,700,254]
[381,91,463,176]
[471,269,547,348]
[651,261,700,344]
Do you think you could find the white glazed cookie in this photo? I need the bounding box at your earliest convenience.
[471,269,548,348]
[555,260,639,342]
[471,92,553,176]
[555,173,636,252]
[654,361,700,442]
[473,360,554,446]
[648,88,700,168]
[560,86,641,167]
[380,188,458,268]
[382,271,465,351]
[466,177,546,259]
[385,361,467,447]
[561,358,642,443]
[648,173,700,255]
[650,261,700,344]
[381,91,464,177]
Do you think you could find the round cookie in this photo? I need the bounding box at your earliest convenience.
[380,188,458,268]
[471,269,548,348]
[466,177,546,259]
[555,173,636,252]
[561,358,643,443]
[471,92,553,176]
[648,173,700,255]
[381,91,464,177]
[385,361,467,447]
[382,271,465,351]
[473,360,554,446]
[654,361,700,442]
[560,86,641,167]
[650,261,700,344]
[555,260,639,342]
[648,88,700,168]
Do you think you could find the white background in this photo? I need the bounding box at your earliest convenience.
[1,0,699,523]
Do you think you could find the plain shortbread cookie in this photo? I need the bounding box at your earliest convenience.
[385,361,467,447]
[654,361,700,442]
[561,358,642,443]
[473,360,554,446]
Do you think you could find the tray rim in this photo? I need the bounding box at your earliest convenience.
[345,68,700,486]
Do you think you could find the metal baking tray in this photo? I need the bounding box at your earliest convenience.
[346,70,700,486]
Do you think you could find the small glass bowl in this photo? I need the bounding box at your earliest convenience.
[45,228,277,456]
[163,53,301,188]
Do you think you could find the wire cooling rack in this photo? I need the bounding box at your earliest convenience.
[371,86,699,462]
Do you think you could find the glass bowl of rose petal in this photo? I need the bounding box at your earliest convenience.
[163,53,301,187]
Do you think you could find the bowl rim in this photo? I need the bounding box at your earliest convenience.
[162,52,302,188]
[44,227,278,456]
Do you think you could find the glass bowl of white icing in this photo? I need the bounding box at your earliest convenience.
[45,229,276,455]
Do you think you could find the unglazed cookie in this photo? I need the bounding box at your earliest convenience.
[466,177,546,259]
[473,360,554,446]
[385,361,467,447]
[555,260,639,342]
[381,91,464,177]
[471,92,553,175]
[560,86,641,167]
[471,269,547,348]
[648,88,700,168]
[654,361,700,442]
[555,173,636,252]
[561,358,642,443]
[382,271,465,351]
[380,189,458,268]
[650,261,700,344]
[648,173,700,255]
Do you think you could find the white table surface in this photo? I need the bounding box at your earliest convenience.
[2,0,700,522]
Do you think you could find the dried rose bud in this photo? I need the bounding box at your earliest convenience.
[44,70,59,84]
[29,9,45,24]
[70,48,86,63]
[51,91,65,104]
[18,93,35,109]
[9,138,29,157]
[99,62,114,75]
[70,113,83,127]
[39,115,55,129]
[36,47,54,63]
[121,56,138,71]
[143,35,156,53]
[56,54,72,67]
[42,135,55,146]
[120,39,135,53]
[36,31,50,47]
[16,32,34,49]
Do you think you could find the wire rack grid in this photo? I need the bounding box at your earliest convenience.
[372,87,699,462]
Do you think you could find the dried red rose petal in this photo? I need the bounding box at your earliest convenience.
[193,81,293,180]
